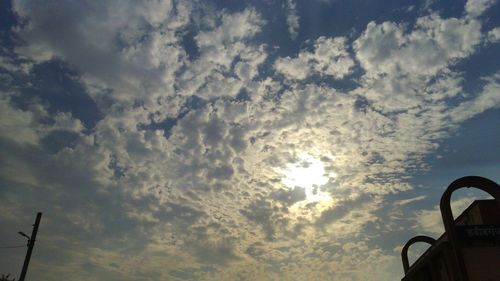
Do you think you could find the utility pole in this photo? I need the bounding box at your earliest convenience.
[19,212,42,281]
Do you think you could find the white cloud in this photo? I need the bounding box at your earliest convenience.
[285,0,300,40]
[487,26,500,43]
[354,15,482,78]
[353,13,484,113]
[175,41,267,98]
[449,71,500,123]
[12,0,191,102]
[413,194,492,236]
[274,52,310,80]
[274,36,354,80]
[465,0,498,17]
[195,8,264,48]
[137,0,174,27]
[394,195,427,206]
[176,9,267,98]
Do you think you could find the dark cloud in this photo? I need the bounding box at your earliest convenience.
[240,199,276,239]
[316,194,371,227]
[41,130,80,153]
[155,202,205,228]
[270,186,307,205]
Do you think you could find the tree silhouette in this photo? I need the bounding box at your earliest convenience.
[0,274,16,281]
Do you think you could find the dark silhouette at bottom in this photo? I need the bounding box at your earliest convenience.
[401,176,500,281]
[19,212,42,281]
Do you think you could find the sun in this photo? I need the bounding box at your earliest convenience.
[281,153,332,202]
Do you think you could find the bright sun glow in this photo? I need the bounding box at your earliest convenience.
[281,153,332,202]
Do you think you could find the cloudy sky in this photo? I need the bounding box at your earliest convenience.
[0,0,499,280]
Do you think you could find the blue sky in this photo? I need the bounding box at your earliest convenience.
[0,0,499,280]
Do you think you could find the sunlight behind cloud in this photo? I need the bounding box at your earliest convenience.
[281,153,333,202]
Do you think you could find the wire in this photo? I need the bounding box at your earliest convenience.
[0,245,26,249]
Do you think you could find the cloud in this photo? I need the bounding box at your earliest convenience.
[176,8,267,98]
[487,26,500,43]
[0,95,40,145]
[195,8,264,48]
[12,0,191,102]
[284,0,300,40]
[448,71,500,122]
[394,195,427,206]
[1,0,500,280]
[413,194,493,236]
[465,0,498,17]
[354,15,482,78]
[274,36,354,80]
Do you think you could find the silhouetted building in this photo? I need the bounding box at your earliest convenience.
[401,176,500,281]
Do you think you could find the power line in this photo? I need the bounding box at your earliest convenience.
[0,244,27,249]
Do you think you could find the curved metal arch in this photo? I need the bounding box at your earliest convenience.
[401,235,436,273]
[440,176,500,223]
[440,176,500,281]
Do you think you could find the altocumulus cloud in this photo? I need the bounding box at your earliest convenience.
[0,0,499,280]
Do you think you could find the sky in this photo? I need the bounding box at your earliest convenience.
[0,0,499,280]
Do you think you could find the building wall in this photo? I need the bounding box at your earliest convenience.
[463,247,500,281]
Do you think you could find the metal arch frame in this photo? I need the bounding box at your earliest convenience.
[401,235,436,273]
[440,176,500,281]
